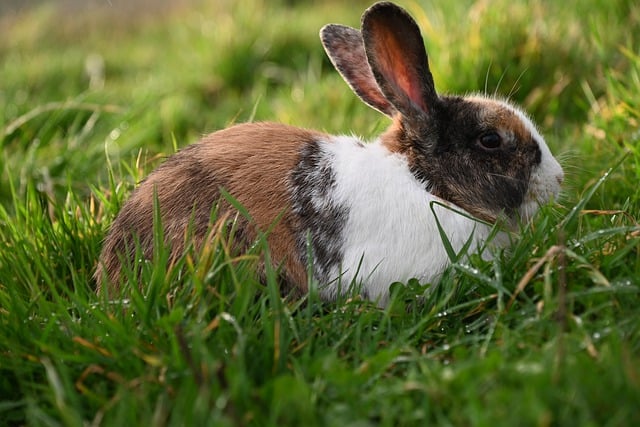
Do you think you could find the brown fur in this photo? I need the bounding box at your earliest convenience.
[467,97,534,145]
[95,122,325,294]
[378,116,405,153]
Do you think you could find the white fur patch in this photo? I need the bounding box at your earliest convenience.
[317,136,499,305]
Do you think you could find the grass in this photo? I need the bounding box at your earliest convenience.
[1,0,639,425]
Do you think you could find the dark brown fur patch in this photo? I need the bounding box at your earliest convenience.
[290,139,348,283]
[379,96,541,224]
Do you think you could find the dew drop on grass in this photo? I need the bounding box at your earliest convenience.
[613,278,634,287]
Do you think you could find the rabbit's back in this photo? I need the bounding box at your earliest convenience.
[96,122,323,292]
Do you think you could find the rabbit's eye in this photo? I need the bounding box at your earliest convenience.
[478,132,502,151]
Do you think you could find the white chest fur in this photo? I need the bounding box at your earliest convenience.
[318,136,497,305]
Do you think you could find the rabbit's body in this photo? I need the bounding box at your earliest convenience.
[96,2,564,304]
[97,122,497,302]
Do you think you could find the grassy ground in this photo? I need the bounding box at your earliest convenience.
[1,0,639,425]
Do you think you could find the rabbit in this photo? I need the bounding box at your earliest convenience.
[95,1,564,306]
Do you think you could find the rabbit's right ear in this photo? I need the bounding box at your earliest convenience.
[320,24,396,117]
[361,2,439,122]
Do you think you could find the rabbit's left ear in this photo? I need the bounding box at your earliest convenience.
[361,2,439,119]
[321,23,396,117]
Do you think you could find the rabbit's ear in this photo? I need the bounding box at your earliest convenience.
[320,24,396,117]
[361,2,438,120]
